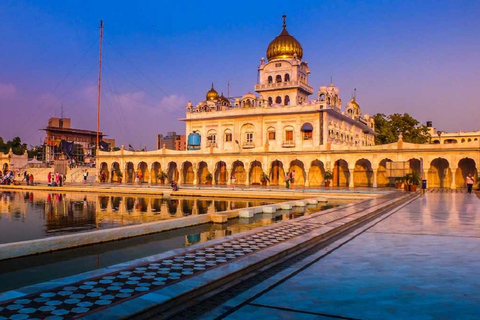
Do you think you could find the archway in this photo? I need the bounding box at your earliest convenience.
[125,162,134,183]
[215,161,227,185]
[137,162,148,183]
[408,158,421,175]
[167,162,179,182]
[354,159,373,187]
[428,158,451,188]
[377,159,392,187]
[249,160,263,185]
[456,158,477,188]
[232,161,246,185]
[151,162,161,184]
[270,160,285,186]
[111,162,120,182]
[99,162,109,183]
[333,159,350,187]
[308,160,325,186]
[197,161,210,184]
[288,159,305,186]
[182,161,194,184]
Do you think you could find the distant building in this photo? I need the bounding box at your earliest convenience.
[157,132,186,151]
[42,117,115,162]
[427,121,480,144]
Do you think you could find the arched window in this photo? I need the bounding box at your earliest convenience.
[268,76,273,84]
[276,75,282,83]
[268,97,273,105]
[267,127,276,140]
[275,96,282,104]
[285,95,290,106]
[319,93,325,101]
[284,73,290,82]
[468,138,472,142]
[207,130,217,147]
[224,129,232,142]
[301,123,313,140]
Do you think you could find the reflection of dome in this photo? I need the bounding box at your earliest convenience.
[266,15,303,61]
[206,83,219,101]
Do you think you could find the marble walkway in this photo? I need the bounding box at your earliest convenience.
[0,191,414,320]
[193,189,480,320]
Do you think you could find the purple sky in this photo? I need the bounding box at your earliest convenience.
[1,0,479,150]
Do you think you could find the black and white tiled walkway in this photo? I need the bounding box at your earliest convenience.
[0,194,407,320]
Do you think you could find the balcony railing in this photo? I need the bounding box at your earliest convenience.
[242,141,255,149]
[206,142,217,148]
[282,140,295,148]
[254,80,314,94]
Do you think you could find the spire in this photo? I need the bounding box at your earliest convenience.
[354,88,357,99]
[211,82,214,89]
[282,14,287,29]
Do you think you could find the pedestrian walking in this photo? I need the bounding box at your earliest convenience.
[466,173,475,194]
[83,169,89,184]
[25,173,29,185]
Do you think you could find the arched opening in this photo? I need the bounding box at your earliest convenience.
[268,76,273,84]
[288,159,305,186]
[428,158,451,188]
[276,75,282,83]
[285,95,290,106]
[111,162,120,182]
[319,93,325,101]
[137,162,148,183]
[167,162,179,182]
[183,161,194,184]
[444,139,458,144]
[270,160,285,186]
[301,123,313,140]
[249,160,263,185]
[151,162,161,184]
[408,159,421,176]
[267,127,276,141]
[377,159,392,187]
[268,97,273,105]
[99,162,109,183]
[333,159,350,187]
[309,160,325,186]
[456,158,477,188]
[284,73,290,82]
[125,162,135,183]
[197,161,210,184]
[354,159,373,187]
[275,96,282,104]
[232,161,246,185]
[215,161,227,185]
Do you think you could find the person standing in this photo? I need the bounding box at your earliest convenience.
[47,172,52,185]
[25,173,29,185]
[466,173,475,194]
[83,169,89,184]
[285,172,290,189]
[231,172,236,188]
[290,170,295,190]
[29,174,34,186]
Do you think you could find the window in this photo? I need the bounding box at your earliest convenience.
[276,75,282,83]
[284,73,290,82]
[301,123,313,140]
[285,95,290,106]
[225,130,232,142]
[275,63,282,67]
[275,96,282,104]
[246,132,253,143]
[268,97,273,105]
[286,130,293,141]
[268,76,273,84]
[267,127,276,140]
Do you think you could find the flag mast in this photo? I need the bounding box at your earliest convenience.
[96,20,103,155]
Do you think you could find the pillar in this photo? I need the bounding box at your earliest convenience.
[348,165,355,188]
[450,167,457,189]
[372,169,378,188]
[193,168,198,186]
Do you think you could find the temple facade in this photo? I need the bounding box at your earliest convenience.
[96,17,479,189]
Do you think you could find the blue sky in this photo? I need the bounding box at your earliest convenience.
[0,0,479,149]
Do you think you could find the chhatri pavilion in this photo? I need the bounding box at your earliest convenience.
[96,16,479,189]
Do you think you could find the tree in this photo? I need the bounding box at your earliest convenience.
[373,113,430,145]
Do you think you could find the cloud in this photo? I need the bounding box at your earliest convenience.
[0,83,17,99]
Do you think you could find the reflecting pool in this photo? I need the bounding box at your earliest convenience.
[0,191,288,244]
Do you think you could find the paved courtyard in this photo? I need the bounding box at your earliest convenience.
[200,190,480,320]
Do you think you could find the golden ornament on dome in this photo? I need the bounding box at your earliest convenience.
[266,15,303,61]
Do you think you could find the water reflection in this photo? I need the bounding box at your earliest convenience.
[0,191,280,244]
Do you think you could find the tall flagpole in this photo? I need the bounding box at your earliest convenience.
[96,20,103,156]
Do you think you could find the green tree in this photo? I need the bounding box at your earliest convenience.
[373,113,430,145]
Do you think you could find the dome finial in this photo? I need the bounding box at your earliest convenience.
[282,14,287,29]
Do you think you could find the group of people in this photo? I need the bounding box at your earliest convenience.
[22,171,34,185]
[1,170,16,185]
[48,171,66,187]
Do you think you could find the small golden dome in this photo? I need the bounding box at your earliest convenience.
[206,83,219,101]
[219,93,230,105]
[266,15,303,61]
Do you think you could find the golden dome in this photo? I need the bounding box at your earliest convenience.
[206,83,219,101]
[266,15,303,61]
